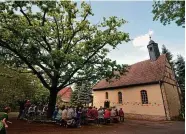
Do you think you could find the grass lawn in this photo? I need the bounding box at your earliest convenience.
[0,112,18,118]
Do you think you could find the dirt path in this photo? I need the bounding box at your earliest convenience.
[7,118,185,134]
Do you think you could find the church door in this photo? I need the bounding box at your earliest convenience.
[104,101,110,108]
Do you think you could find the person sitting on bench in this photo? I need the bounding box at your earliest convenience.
[61,106,67,127]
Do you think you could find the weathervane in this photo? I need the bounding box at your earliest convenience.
[149,35,152,41]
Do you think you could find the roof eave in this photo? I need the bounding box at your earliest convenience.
[93,81,160,91]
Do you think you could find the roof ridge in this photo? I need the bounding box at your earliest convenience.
[59,87,71,97]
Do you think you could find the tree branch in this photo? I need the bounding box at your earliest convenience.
[36,63,53,79]
[34,29,52,52]
[42,10,47,26]
[58,42,107,90]
[53,16,61,49]
[35,38,50,53]
[0,40,50,89]
[64,13,89,54]
[20,7,32,26]
[42,36,52,52]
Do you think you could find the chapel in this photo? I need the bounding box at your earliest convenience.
[93,39,181,120]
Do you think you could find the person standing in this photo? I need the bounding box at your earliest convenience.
[17,100,25,120]
[111,107,117,123]
[52,106,59,120]
[97,107,104,125]
[76,107,82,127]
[0,107,12,134]
[119,108,124,122]
[24,100,31,118]
[67,106,74,120]
[55,107,62,124]
[104,108,111,124]
[81,107,86,125]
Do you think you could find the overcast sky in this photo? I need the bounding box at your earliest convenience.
[89,1,185,65]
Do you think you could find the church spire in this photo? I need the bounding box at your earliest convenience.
[147,38,160,61]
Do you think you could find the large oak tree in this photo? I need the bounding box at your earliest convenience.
[0,1,129,117]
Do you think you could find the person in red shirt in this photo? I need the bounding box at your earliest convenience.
[104,108,111,124]
[119,108,124,122]
[92,107,98,119]
[86,107,92,118]
[24,100,31,118]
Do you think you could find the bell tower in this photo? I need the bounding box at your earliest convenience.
[147,36,160,61]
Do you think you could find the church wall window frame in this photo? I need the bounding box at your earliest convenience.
[118,92,123,104]
[140,90,148,104]
[105,92,108,99]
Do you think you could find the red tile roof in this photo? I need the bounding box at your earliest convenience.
[93,55,166,90]
[57,87,72,102]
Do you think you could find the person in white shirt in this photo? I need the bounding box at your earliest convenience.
[67,106,75,120]
[111,108,116,117]
[97,107,104,125]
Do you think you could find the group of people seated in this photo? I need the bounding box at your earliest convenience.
[17,99,125,127]
[52,105,125,127]
[17,100,48,120]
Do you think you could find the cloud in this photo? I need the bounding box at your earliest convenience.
[132,30,154,48]
[107,29,184,65]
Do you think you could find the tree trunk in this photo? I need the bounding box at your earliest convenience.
[47,89,57,118]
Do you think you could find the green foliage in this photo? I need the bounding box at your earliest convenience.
[175,55,185,119]
[0,65,49,109]
[70,89,79,106]
[161,45,173,65]
[175,55,185,91]
[152,1,185,28]
[0,1,129,91]
[32,84,49,104]
[77,81,92,105]
[70,81,93,106]
[0,1,129,116]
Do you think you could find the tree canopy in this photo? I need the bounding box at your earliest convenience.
[175,55,185,91]
[0,65,49,110]
[152,1,185,28]
[0,1,129,117]
[161,44,173,65]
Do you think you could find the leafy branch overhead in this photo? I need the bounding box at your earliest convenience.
[0,1,130,92]
[152,1,185,28]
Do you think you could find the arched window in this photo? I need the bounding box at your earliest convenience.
[141,90,148,104]
[118,92,122,104]
[105,92,108,99]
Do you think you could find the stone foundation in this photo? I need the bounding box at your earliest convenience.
[125,113,167,121]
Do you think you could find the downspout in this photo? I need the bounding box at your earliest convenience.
[159,81,168,120]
